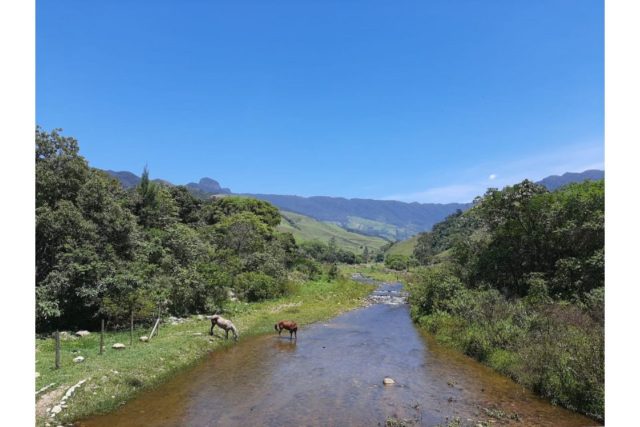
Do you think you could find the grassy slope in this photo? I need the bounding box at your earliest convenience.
[35,278,375,426]
[343,216,404,241]
[278,210,389,253]
[384,235,419,257]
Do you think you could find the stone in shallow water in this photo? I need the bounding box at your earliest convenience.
[383,377,396,385]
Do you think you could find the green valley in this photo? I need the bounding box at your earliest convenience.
[277,210,389,254]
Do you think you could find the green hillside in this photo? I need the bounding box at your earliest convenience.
[278,210,389,253]
[342,216,404,241]
[384,235,419,256]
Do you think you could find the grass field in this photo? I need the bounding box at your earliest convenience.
[384,235,419,256]
[277,210,389,253]
[35,277,375,426]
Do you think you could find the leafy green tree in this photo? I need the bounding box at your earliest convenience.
[36,127,90,208]
[202,196,281,227]
[168,185,203,224]
[133,167,178,229]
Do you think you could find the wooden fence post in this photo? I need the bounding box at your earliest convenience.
[100,319,104,355]
[55,331,60,369]
[130,310,134,346]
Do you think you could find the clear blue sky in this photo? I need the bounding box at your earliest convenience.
[36,0,603,203]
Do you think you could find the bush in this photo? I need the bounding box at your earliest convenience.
[385,254,409,270]
[407,267,464,316]
[234,272,285,302]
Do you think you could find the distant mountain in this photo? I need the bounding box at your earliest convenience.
[246,194,469,240]
[104,170,142,189]
[104,171,231,196]
[103,168,604,241]
[536,169,604,191]
[185,177,231,195]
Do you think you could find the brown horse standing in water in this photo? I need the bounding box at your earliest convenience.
[275,320,298,339]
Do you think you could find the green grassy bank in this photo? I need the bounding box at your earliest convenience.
[35,277,374,425]
[407,268,604,422]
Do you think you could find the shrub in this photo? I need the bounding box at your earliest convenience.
[407,267,464,316]
[234,271,285,302]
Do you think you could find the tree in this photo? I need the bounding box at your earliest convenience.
[413,232,434,265]
[36,127,90,208]
[133,167,178,229]
[202,196,281,228]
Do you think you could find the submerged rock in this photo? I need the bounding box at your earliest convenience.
[383,377,396,385]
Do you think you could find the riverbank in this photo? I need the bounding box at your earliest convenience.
[35,277,374,426]
[406,268,604,423]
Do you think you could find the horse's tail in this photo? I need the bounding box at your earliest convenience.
[274,323,279,331]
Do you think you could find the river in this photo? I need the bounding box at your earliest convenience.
[77,278,597,427]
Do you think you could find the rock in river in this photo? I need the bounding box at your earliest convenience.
[383,377,396,385]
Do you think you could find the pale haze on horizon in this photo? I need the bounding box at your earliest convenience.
[36,1,603,204]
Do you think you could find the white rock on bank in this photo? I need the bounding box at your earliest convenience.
[73,356,85,363]
[383,377,396,385]
[112,343,126,350]
[75,330,91,337]
[139,336,149,342]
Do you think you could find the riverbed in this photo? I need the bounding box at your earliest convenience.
[77,280,597,427]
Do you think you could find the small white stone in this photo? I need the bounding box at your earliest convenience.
[73,356,85,363]
[51,405,62,414]
[75,330,91,337]
[383,377,396,385]
[112,343,126,349]
[139,336,149,342]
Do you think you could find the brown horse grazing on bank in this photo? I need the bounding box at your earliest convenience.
[210,315,238,341]
[275,320,298,339]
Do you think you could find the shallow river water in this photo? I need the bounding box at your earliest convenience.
[78,280,598,427]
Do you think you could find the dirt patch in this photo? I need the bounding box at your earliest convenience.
[36,386,65,420]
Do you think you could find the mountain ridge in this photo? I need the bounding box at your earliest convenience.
[103,168,603,240]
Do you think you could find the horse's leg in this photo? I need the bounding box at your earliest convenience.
[294,329,297,339]
[225,328,229,340]
[289,330,293,340]
[210,322,214,336]
[278,327,282,336]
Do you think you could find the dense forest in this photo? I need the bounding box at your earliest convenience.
[408,179,604,420]
[36,127,359,332]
